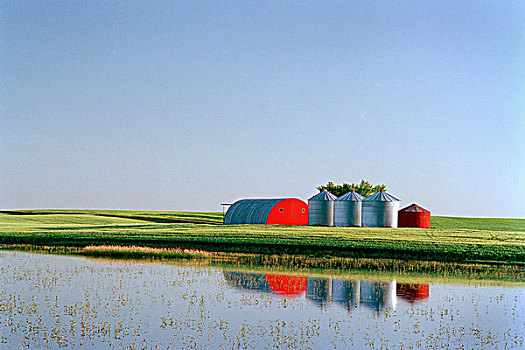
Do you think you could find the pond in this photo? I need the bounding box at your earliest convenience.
[0,251,523,349]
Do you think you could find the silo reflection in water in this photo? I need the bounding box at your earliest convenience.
[222,270,422,315]
[396,283,430,303]
[359,280,397,313]
[306,277,332,310]
[332,279,360,312]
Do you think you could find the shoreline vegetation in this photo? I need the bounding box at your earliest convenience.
[1,243,523,283]
[0,210,523,281]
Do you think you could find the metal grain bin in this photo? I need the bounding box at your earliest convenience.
[308,190,337,226]
[362,190,401,228]
[334,190,364,227]
[398,204,431,229]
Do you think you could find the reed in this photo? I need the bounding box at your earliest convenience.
[82,244,210,259]
[1,243,523,282]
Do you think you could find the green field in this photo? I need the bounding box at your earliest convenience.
[0,209,523,268]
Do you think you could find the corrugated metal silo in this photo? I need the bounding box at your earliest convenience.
[334,190,364,227]
[398,204,431,229]
[362,190,401,228]
[308,190,337,226]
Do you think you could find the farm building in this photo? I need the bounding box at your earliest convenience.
[362,190,401,228]
[308,190,337,226]
[398,204,431,228]
[334,190,364,227]
[223,198,308,225]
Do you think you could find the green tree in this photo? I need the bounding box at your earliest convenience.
[316,179,386,197]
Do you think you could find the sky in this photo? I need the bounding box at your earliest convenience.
[1,1,524,218]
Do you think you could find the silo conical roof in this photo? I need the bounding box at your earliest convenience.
[308,190,337,201]
[363,191,400,202]
[336,190,365,201]
[399,204,429,213]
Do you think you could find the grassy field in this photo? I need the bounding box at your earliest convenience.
[0,209,222,224]
[0,209,523,268]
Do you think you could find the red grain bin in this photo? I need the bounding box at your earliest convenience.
[398,204,431,229]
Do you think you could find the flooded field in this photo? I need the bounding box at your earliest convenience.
[0,251,523,349]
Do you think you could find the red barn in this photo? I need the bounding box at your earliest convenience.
[224,198,308,225]
[398,204,431,228]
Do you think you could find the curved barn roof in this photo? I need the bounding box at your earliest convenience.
[308,190,337,201]
[399,204,429,212]
[336,190,364,201]
[363,191,400,202]
[224,198,286,224]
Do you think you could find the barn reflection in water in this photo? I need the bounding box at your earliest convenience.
[223,271,429,314]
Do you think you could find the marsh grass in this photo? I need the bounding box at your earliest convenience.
[83,244,210,259]
[2,243,523,282]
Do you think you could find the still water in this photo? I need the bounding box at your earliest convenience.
[0,251,523,349]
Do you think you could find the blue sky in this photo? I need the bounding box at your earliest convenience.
[1,1,524,217]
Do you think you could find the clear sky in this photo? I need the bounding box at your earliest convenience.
[1,1,524,218]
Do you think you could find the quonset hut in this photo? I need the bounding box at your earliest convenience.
[308,190,337,226]
[362,190,401,228]
[398,204,431,229]
[224,198,308,225]
[334,190,364,227]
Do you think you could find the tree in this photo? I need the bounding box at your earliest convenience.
[316,179,386,197]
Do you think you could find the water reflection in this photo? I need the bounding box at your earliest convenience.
[359,280,396,313]
[332,279,360,312]
[224,271,273,293]
[306,277,332,310]
[1,252,522,349]
[223,271,428,314]
[396,283,430,303]
[266,273,307,297]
